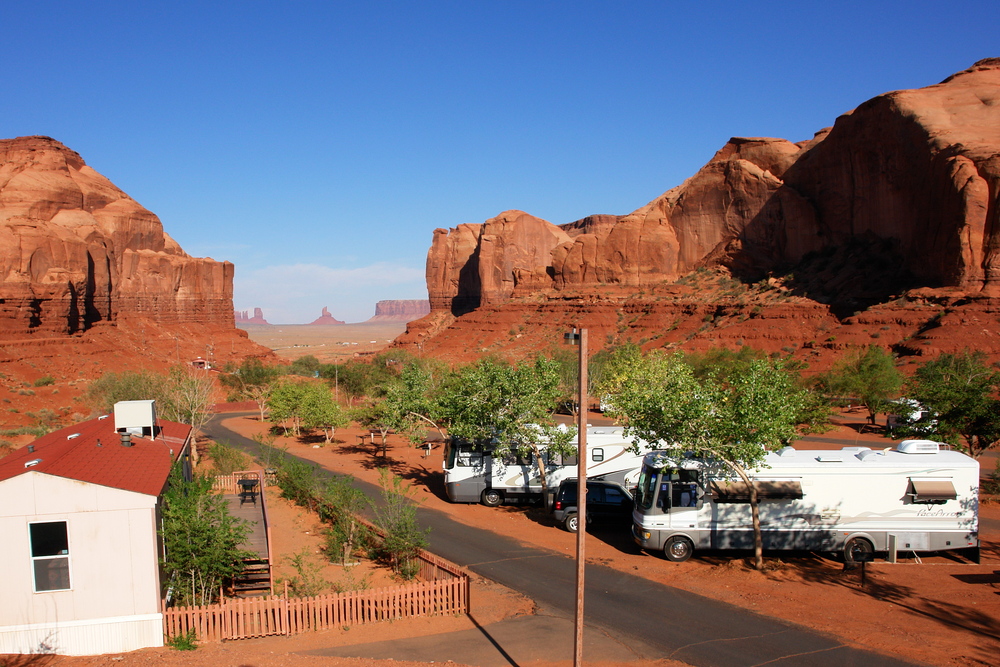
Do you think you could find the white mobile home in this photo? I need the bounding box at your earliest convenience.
[444,426,646,506]
[632,440,979,562]
[0,402,191,656]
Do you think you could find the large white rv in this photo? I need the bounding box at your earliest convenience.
[444,426,646,506]
[632,440,979,563]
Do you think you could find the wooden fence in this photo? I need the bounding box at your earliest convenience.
[163,573,468,641]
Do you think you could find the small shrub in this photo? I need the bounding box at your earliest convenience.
[281,549,328,597]
[18,389,35,396]
[33,376,55,387]
[166,629,198,651]
[208,441,250,475]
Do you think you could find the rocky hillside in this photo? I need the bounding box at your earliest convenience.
[0,137,269,429]
[399,59,1000,369]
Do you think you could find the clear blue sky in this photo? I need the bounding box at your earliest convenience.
[3,1,996,323]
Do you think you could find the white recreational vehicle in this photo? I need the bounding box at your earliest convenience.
[444,426,646,506]
[632,440,979,563]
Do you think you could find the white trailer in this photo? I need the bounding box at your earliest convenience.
[632,440,979,563]
[444,426,646,506]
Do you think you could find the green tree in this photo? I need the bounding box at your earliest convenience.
[438,356,575,494]
[825,345,903,425]
[86,366,215,431]
[288,355,321,377]
[220,358,282,421]
[906,351,1000,458]
[370,469,429,579]
[160,465,253,606]
[605,352,805,569]
[267,380,310,436]
[299,383,348,443]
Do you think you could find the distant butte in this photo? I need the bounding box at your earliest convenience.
[235,307,270,325]
[367,299,430,323]
[308,307,345,325]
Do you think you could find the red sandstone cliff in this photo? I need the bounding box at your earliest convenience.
[235,308,270,325]
[0,136,235,337]
[426,60,1000,318]
[405,60,1000,366]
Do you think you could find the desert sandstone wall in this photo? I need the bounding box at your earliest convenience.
[0,136,234,337]
[426,59,1000,315]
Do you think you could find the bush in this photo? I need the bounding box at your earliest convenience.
[208,441,250,475]
[166,629,198,651]
[33,376,55,387]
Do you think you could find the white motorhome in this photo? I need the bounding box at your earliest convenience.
[632,440,979,563]
[444,426,646,506]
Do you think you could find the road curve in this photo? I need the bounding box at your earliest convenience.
[205,414,918,667]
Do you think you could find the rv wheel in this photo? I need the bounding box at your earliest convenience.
[844,537,874,563]
[480,489,503,507]
[664,536,694,562]
[563,513,579,532]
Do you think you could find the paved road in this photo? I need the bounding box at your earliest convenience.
[206,414,919,666]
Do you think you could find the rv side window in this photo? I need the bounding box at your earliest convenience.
[591,448,604,462]
[562,453,579,466]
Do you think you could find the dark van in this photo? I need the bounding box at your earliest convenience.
[551,479,633,532]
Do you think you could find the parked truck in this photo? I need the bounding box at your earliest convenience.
[444,426,646,506]
[632,440,979,563]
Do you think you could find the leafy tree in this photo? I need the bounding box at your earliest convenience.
[220,358,282,421]
[370,469,429,579]
[906,351,1000,458]
[299,383,348,443]
[605,352,805,569]
[209,441,251,475]
[824,345,903,425]
[160,465,253,605]
[87,366,215,431]
[288,355,321,377]
[267,380,310,436]
[438,356,575,494]
[319,475,371,565]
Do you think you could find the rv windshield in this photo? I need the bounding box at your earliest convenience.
[635,464,659,511]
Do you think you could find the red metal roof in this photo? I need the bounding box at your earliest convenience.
[0,415,191,497]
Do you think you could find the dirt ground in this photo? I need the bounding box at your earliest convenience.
[207,410,1000,667]
[236,323,406,364]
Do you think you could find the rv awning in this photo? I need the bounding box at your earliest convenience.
[710,480,803,503]
[909,478,957,503]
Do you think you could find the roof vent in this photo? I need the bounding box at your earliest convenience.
[897,440,940,454]
[24,458,42,468]
[776,447,797,457]
[816,455,843,463]
[98,414,109,420]
[856,449,886,462]
[120,432,133,447]
[67,433,81,440]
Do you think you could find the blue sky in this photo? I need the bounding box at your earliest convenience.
[3,2,996,323]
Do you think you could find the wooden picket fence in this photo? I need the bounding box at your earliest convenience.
[163,552,468,642]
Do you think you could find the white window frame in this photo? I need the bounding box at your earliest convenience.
[29,520,72,593]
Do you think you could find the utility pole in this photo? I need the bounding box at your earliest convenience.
[564,326,588,667]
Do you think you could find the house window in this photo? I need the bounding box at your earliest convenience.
[30,521,70,592]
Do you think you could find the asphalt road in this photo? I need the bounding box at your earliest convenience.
[206,414,919,667]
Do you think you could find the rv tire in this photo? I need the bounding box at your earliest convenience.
[480,489,503,507]
[844,536,874,563]
[563,513,579,532]
[664,536,694,562]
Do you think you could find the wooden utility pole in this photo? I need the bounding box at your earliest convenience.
[565,327,588,667]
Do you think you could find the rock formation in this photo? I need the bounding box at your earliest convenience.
[405,59,1000,367]
[0,136,234,337]
[366,299,430,322]
[426,59,1000,319]
[308,307,345,325]
[235,308,270,325]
